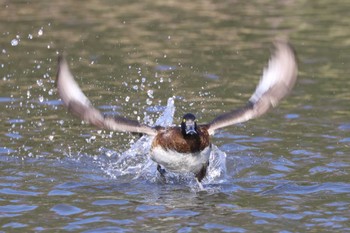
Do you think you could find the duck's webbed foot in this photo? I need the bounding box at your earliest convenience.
[157,164,167,183]
[195,162,209,183]
[157,164,167,176]
[194,163,209,190]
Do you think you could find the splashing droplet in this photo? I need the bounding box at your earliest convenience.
[86,135,96,144]
[147,90,154,98]
[38,28,43,36]
[11,39,19,46]
[36,79,43,86]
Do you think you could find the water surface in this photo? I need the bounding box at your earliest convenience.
[1,1,349,232]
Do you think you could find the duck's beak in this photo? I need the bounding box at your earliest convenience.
[185,120,197,135]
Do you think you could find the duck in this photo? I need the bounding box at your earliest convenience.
[56,41,298,185]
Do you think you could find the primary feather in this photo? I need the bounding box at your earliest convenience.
[207,41,297,135]
[56,56,157,136]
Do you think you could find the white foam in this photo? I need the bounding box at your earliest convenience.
[154,97,175,127]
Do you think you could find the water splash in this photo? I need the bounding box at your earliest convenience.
[11,39,19,46]
[103,97,175,179]
[154,97,175,127]
[205,145,227,184]
[103,97,227,187]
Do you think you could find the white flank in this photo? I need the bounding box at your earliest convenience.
[150,146,211,174]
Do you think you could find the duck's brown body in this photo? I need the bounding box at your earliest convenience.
[151,126,210,153]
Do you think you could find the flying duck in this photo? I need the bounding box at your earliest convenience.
[56,41,298,184]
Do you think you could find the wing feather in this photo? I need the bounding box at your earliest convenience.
[207,41,298,135]
[56,56,157,136]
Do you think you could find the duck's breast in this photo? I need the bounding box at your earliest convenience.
[150,145,211,173]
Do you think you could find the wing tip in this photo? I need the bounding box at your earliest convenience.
[55,52,67,87]
[251,40,298,103]
[275,39,298,88]
[207,40,298,135]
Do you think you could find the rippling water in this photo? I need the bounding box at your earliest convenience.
[1,1,349,232]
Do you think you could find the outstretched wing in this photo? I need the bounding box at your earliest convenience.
[56,56,157,136]
[206,41,298,135]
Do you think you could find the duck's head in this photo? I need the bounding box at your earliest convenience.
[181,113,198,136]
